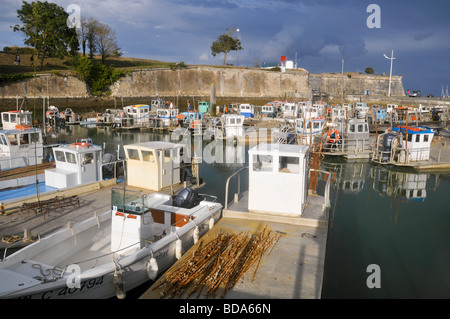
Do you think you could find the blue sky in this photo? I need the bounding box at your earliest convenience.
[1,0,449,96]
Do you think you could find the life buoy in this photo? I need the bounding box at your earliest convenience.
[398,125,419,132]
[327,129,340,143]
[15,124,32,130]
[71,142,90,148]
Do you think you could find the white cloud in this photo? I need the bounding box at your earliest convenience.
[319,44,340,56]
[199,53,209,61]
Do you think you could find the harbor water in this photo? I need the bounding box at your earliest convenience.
[45,124,450,298]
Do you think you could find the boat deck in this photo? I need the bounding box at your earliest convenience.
[141,192,328,299]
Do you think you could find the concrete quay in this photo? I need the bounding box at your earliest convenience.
[141,191,329,300]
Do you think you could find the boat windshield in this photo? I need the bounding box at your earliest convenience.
[111,187,147,215]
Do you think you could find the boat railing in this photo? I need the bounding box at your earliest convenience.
[372,141,445,165]
[100,159,126,180]
[309,169,332,211]
[321,136,374,155]
[224,166,248,210]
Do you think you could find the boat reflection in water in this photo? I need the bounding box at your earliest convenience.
[322,156,449,298]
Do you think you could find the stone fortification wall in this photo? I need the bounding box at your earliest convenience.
[0,67,406,103]
[309,73,405,99]
[0,74,89,98]
[109,66,311,100]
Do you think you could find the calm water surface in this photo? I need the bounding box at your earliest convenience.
[46,125,450,298]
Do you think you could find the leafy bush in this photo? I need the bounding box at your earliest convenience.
[74,56,126,95]
[0,73,34,83]
[365,67,374,74]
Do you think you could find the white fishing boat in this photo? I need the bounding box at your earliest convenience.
[157,108,179,127]
[354,102,369,119]
[0,187,222,299]
[261,104,277,118]
[321,118,373,159]
[238,103,255,118]
[281,102,297,119]
[371,125,438,167]
[123,104,151,126]
[0,141,222,299]
[0,126,44,171]
[46,106,61,126]
[295,116,326,145]
[1,110,33,130]
[208,114,245,140]
[61,108,80,125]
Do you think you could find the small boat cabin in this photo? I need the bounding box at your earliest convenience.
[0,127,44,170]
[372,126,435,164]
[124,141,183,191]
[220,114,245,138]
[330,107,346,122]
[391,126,435,162]
[295,117,326,145]
[198,101,211,113]
[151,98,166,112]
[248,143,309,216]
[355,103,369,119]
[261,104,277,118]
[1,110,33,130]
[281,102,298,118]
[123,104,151,125]
[157,108,179,127]
[45,142,103,189]
[239,104,255,118]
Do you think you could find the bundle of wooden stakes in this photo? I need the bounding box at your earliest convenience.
[154,227,281,299]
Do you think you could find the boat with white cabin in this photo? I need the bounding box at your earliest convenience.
[0,141,222,299]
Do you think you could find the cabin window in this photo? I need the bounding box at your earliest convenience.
[279,156,299,174]
[407,134,412,142]
[424,134,429,142]
[164,149,172,163]
[313,122,320,129]
[252,154,273,172]
[66,152,77,164]
[230,118,235,124]
[82,152,94,165]
[415,135,420,143]
[2,114,8,122]
[365,124,369,132]
[55,150,66,162]
[357,124,364,132]
[236,118,242,124]
[0,135,5,145]
[127,148,140,160]
[141,150,155,162]
[18,133,30,145]
[10,114,16,122]
[350,124,355,133]
[7,134,18,145]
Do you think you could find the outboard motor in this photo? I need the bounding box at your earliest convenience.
[173,187,201,208]
[382,133,397,161]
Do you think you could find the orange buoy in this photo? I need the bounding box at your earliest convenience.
[327,129,340,143]
[15,124,32,130]
[71,142,90,148]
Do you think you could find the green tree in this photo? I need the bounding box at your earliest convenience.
[13,1,79,68]
[211,26,242,65]
[365,67,375,74]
